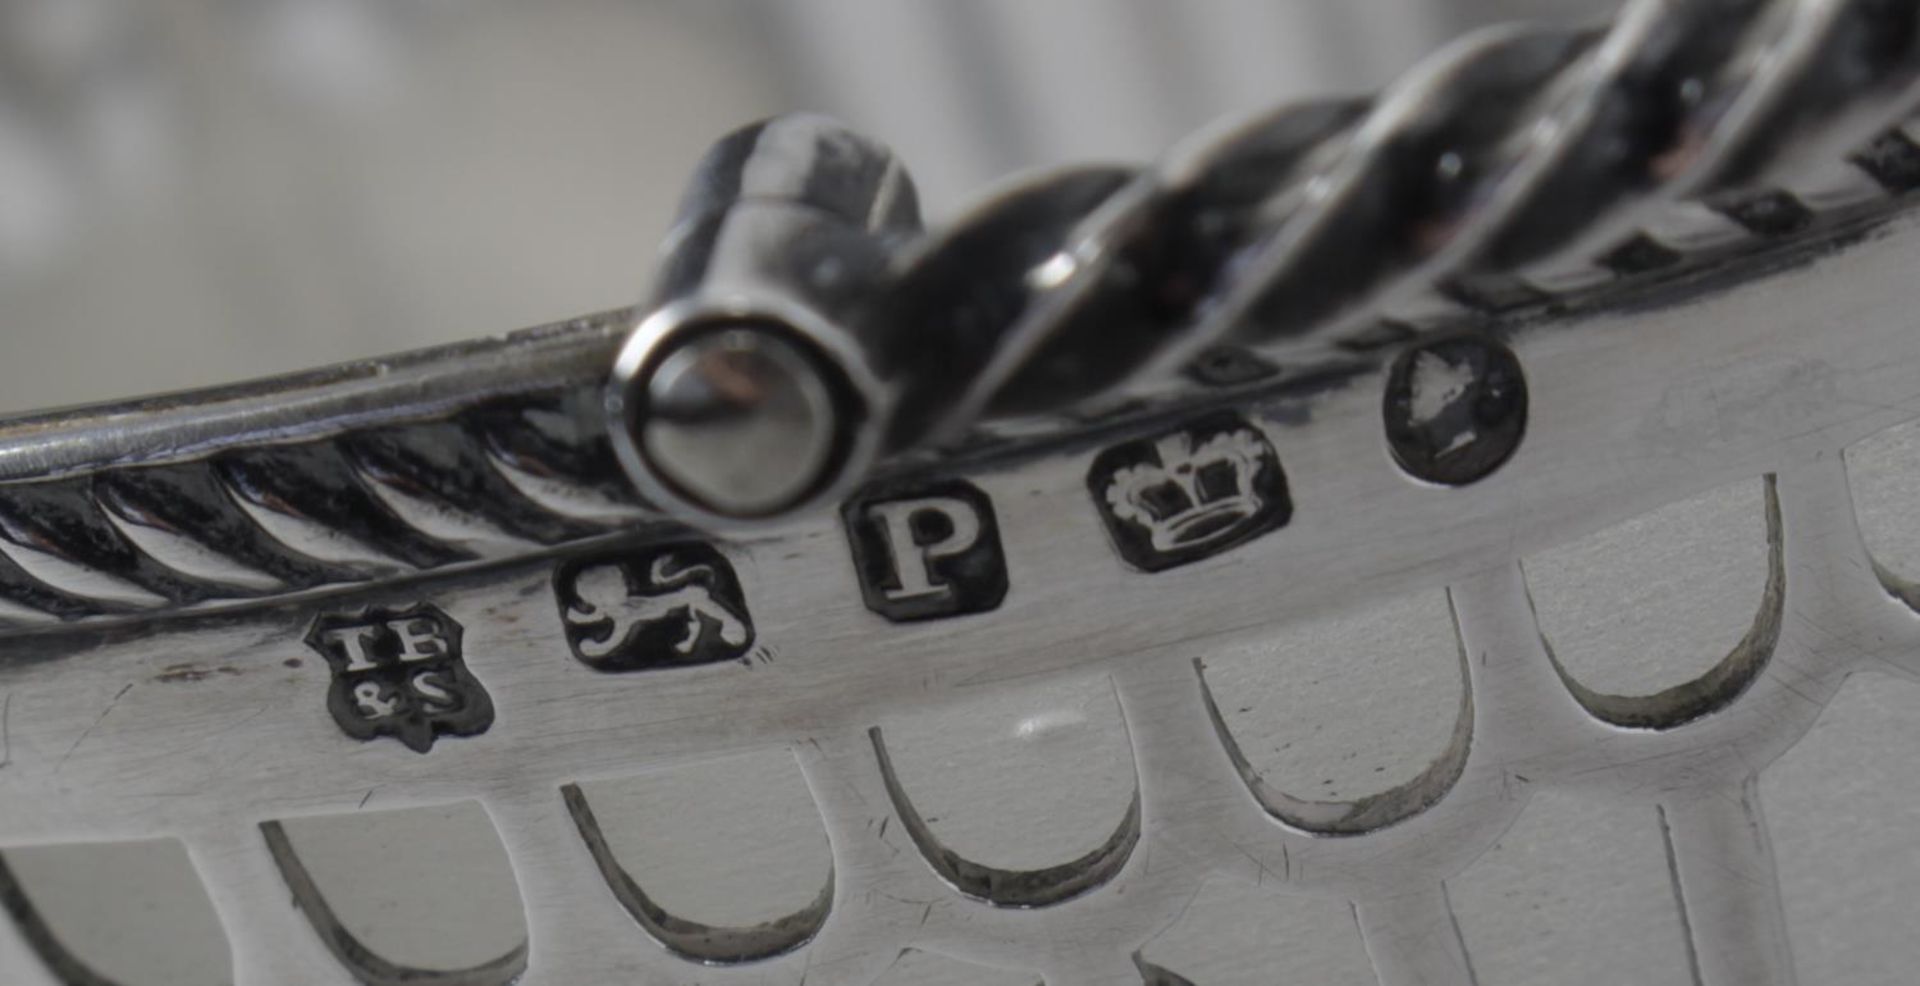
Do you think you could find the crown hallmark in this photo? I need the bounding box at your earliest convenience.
[1089,414,1293,572]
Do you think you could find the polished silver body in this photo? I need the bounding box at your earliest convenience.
[7,1,1920,983]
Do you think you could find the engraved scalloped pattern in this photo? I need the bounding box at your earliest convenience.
[10,3,1920,983]
[0,454,1865,985]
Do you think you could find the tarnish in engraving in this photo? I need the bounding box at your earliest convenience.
[305,604,493,753]
[554,542,754,671]
[842,479,1007,622]
[1089,413,1292,572]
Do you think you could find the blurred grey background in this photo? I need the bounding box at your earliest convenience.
[0,0,1593,415]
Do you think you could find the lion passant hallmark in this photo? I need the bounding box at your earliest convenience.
[552,542,756,671]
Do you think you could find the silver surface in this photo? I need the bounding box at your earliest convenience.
[7,197,1920,981]
[7,2,1920,985]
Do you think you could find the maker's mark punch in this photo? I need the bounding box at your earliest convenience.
[305,604,493,754]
